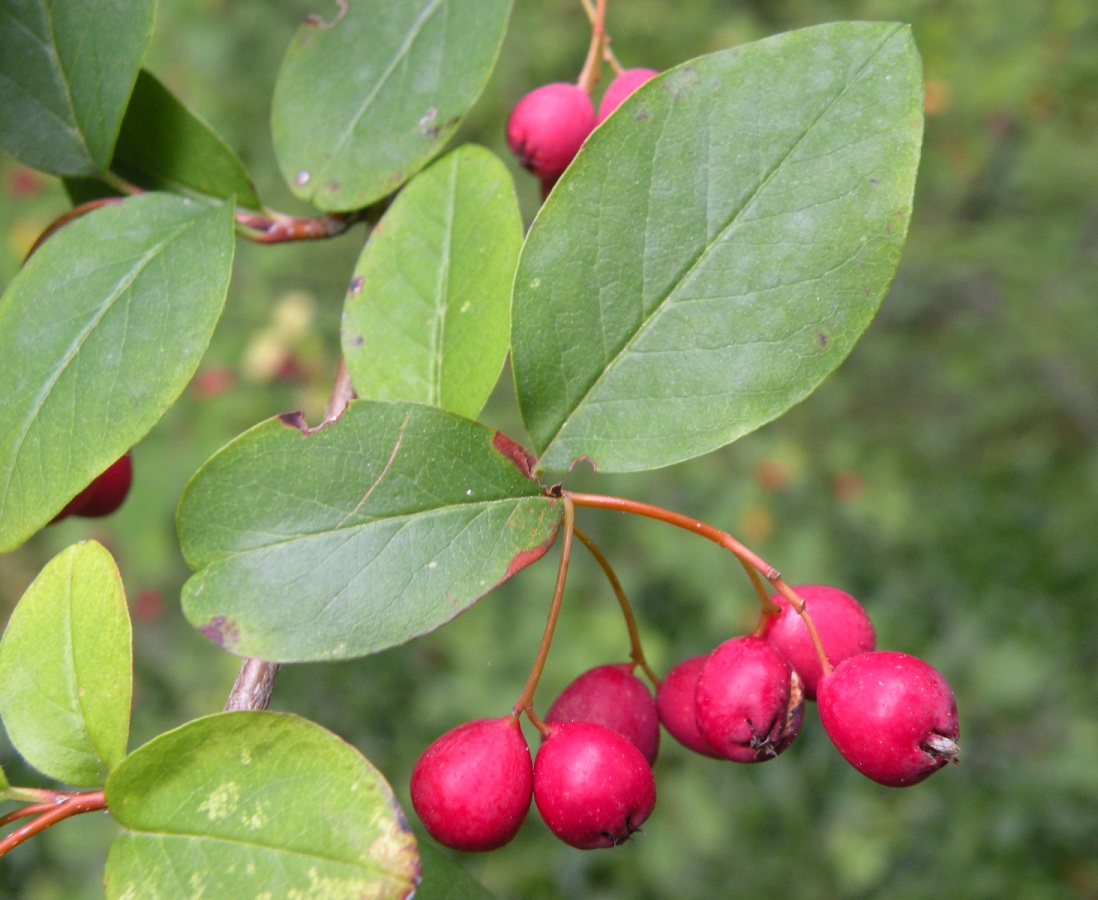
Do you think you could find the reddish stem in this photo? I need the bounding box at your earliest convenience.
[0,791,106,858]
[513,497,575,733]
[577,0,607,94]
[24,197,126,261]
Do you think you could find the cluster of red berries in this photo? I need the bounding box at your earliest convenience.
[506,68,658,194]
[50,452,133,523]
[409,584,959,853]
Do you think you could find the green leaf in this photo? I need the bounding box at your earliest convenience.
[0,541,132,786]
[103,712,420,899]
[512,22,924,473]
[271,0,513,211]
[0,193,235,551]
[0,0,155,175]
[416,843,496,899]
[342,145,521,418]
[178,400,559,662]
[111,69,261,208]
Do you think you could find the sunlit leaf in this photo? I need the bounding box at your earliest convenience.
[178,400,559,662]
[271,0,513,211]
[342,145,521,418]
[0,193,235,551]
[104,712,420,899]
[512,22,923,473]
[0,541,131,786]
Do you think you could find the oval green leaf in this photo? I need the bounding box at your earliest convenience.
[0,541,132,786]
[342,145,521,418]
[0,0,155,175]
[103,712,419,899]
[0,193,235,551]
[271,0,513,211]
[512,22,924,473]
[111,69,261,208]
[177,400,559,662]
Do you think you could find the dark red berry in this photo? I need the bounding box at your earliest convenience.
[506,82,595,181]
[760,584,876,699]
[534,721,656,850]
[597,67,659,123]
[51,452,133,523]
[655,655,722,758]
[545,663,660,764]
[410,716,533,852]
[694,635,804,763]
[817,650,959,787]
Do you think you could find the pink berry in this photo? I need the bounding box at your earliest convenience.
[817,650,960,787]
[534,721,656,849]
[655,655,722,758]
[597,67,659,123]
[410,716,533,852]
[694,635,804,763]
[545,663,660,764]
[760,584,876,699]
[506,82,595,181]
[51,452,133,523]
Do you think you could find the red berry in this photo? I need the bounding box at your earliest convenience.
[534,721,656,849]
[760,584,876,699]
[410,716,533,852]
[817,650,959,787]
[51,452,133,523]
[655,655,722,758]
[597,67,659,123]
[545,663,660,764]
[694,635,804,763]
[506,82,595,181]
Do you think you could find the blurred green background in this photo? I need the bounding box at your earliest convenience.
[2,0,1097,897]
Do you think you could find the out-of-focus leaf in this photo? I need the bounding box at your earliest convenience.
[0,541,131,786]
[0,193,235,551]
[512,22,923,473]
[0,0,155,175]
[342,145,521,418]
[271,0,513,211]
[178,400,559,662]
[416,843,497,899]
[104,712,420,899]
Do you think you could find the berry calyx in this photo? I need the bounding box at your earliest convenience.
[545,662,660,764]
[51,452,134,523]
[410,715,533,852]
[597,67,659,122]
[817,650,960,787]
[760,584,876,699]
[655,654,723,758]
[506,83,596,182]
[534,721,656,849]
[694,635,804,763]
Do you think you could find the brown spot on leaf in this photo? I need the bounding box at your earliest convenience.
[348,275,364,294]
[492,431,539,480]
[500,526,560,583]
[200,616,240,649]
[348,335,364,347]
[278,410,308,431]
[815,330,831,350]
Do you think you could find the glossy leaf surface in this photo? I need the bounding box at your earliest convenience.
[0,193,235,551]
[342,145,521,418]
[0,0,155,174]
[0,541,131,786]
[271,0,512,210]
[512,22,923,473]
[104,712,419,899]
[178,400,559,662]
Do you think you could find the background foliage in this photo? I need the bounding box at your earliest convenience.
[1,0,1096,897]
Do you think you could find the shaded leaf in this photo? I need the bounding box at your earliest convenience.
[111,69,261,208]
[178,400,559,662]
[0,0,155,175]
[271,0,513,211]
[104,712,420,899]
[0,541,132,786]
[512,22,923,473]
[342,145,521,418]
[416,843,497,899]
[0,193,235,551]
